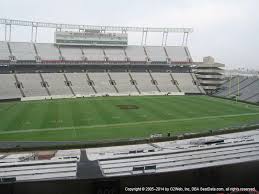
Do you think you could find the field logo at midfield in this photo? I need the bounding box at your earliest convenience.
[116,105,139,109]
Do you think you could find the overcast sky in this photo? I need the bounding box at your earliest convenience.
[0,0,258,70]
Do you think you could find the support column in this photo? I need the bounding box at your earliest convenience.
[5,24,12,41]
[162,31,168,46]
[141,29,148,45]
[31,26,38,43]
[182,32,189,46]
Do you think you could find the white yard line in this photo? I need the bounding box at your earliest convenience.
[0,112,259,135]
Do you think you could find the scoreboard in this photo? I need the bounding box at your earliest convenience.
[55,31,128,47]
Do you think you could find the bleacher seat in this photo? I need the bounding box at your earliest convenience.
[41,73,72,96]
[9,42,36,61]
[35,43,61,61]
[151,73,179,92]
[239,79,259,101]
[125,46,146,62]
[105,48,126,62]
[0,74,21,99]
[65,73,95,95]
[172,73,200,93]
[88,73,116,94]
[16,74,48,97]
[145,46,167,62]
[0,42,11,61]
[83,48,105,61]
[247,94,259,103]
[109,73,138,94]
[130,72,158,93]
[60,47,84,61]
[165,46,189,62]
[215,77,257,97]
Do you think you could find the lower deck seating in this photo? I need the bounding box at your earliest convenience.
[214,76,259,103]
[65,73,94,95]
[247,94,259,103]
[41,73,72,96]
[88,73,117,94]
[151,73,179,93]
[109,73,138,94]
[172,73,200,93]
[0,74,21,99]
[16,74,48,97]
[0,71,204,99]
[130,72,158,93]
[215,77,251,97]
[238,79,259,100]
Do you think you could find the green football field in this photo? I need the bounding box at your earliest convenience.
[0,95,258,141]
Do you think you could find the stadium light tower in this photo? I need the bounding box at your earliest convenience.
[0,18,193,46]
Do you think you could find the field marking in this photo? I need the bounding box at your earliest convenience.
[80,118,93,121]
[0,112,259,135]
[112,116,121,119]
[25,121,31,125]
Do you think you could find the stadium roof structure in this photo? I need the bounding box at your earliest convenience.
[0,18,193,46]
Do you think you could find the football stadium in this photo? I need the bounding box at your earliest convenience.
[0,17,259,193]
[0,19,258,143]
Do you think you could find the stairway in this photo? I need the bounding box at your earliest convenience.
[148,70,161,92]
[7,42,12,56]
[7,42,15,61]
[33,43,38,56]
[184,47,193,62]
[163,47,170,63]
[128,72,141,94]
[39,72,51,96]
[169,73,181,92]
[13,74,25,97]
[190,72,204,93]
[143,46,149,62]
[63,73,75,96]
[107,71,119,93]
[57,46,63,60]
[86,73,97,94]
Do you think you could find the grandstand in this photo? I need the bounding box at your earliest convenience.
[35,43,61,61]
[0,39,203,98]
[214,75,259,103]
[1,129,259,193]
[0,19,202,100]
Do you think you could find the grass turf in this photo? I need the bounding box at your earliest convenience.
[0,95,258,141]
